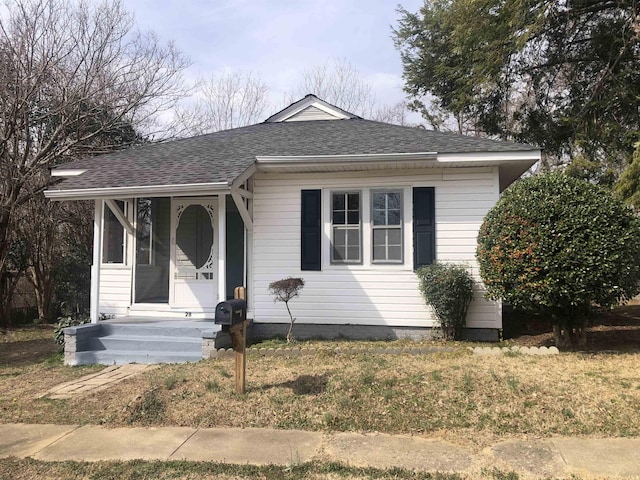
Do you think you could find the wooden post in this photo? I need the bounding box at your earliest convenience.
[230,321,247,394]
[230,286,247,394]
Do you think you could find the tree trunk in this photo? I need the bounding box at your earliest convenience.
[285,301,296,343]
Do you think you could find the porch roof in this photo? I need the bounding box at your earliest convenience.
[46,117,540,200]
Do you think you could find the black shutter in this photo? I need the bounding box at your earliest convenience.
[301,189,321,271]
[413,187,435,270]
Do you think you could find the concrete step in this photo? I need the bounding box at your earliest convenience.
[100,323,217,338]
[87,335,202,353]
[73,350,203,366]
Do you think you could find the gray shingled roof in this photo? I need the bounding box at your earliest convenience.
[50,118,538,191]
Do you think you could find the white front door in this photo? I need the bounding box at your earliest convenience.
[170,198,218,308]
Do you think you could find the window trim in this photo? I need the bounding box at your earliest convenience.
[330,190,363,265]
[371,189,403,264]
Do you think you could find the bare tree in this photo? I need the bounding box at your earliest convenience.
[171,71,270,136]
[0,0,189,324]
[371,101,410,126]
[289,58,376,117]
[289,58,411,123]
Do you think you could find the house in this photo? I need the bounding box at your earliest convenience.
[45,95,540,365]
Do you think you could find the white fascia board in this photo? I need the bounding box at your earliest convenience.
[45,182,230,201]
[437,150,541,163]
[256,152,438,165]
[51,168,87,177]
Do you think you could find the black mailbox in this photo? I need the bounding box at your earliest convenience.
[214,299,247,326]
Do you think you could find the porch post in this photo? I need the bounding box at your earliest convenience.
[90,200,103,323]
[218,194,226,302]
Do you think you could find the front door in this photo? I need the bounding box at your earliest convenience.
[170,198,218,308]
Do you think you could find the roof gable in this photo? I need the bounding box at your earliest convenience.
[265,94,358,122]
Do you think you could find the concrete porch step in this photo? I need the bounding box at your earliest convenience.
[73,350,203,366]
[99,322,217,338]
[87,335,202,353]
[64,319,224,366]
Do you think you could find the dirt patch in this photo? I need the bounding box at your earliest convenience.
[504,303,640,352]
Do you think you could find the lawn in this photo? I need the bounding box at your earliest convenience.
[1,317,640,452]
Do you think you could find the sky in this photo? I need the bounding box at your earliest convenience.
[125,0,425,118]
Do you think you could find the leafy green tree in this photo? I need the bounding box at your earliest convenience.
[477,173,640,348]
[394,1,640,180]
[615,143,640,210]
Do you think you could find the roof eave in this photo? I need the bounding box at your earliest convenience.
[256,150,540,174]
[45,181,231,201]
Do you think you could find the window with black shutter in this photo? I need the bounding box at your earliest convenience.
[412,187,435,269]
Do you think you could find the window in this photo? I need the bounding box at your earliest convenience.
[372,190,403,263]
[102,201,126,264]
[331,191,361,263]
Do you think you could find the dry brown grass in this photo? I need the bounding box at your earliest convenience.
[1,325,639,449]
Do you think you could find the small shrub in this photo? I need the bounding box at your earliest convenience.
[416,263,474,340]
[268,277,305,343]
[54,316,90,346]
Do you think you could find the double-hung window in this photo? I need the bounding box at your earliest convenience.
[372,190,403,263]
[331,191,361,263]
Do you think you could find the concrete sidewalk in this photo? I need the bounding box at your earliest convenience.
[1,423,639,478]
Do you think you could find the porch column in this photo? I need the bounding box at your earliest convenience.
[218,194,226,302]
[90,200,103,323]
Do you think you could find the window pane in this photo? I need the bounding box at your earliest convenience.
[372,193,385,210]
[372,229,386,246]
[333,193,345,210]
[136,199,152,265]
[347,210,360,224]
[372,209,385,226]
[388,209,401,225]
[373,245,386,261]
[103,202,125,264]
[333,245,345,261]
[347,193,359,210]
[347,228,360,247]
[388,246,402,261]
[347,246,360,260]
[333,211,345,225]
[387,192,401,209]
[334,227,346,246]
[388,228,401,245]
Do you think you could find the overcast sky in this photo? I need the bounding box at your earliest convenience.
[126,0,424,117]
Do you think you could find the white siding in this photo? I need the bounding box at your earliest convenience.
[251,167,502,330]
[286,105,340,122]
[99,267,132,316]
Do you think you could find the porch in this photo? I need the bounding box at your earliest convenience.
[63,317,237,366]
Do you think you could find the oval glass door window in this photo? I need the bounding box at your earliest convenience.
[176,204,214,277]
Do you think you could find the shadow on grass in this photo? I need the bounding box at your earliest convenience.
[0,338,59,367]
[256,373,329,396]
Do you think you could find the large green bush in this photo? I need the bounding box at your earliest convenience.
[416,263,474,340]
[477,172,640,347]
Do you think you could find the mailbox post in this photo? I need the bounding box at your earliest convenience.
[214,292,248,394]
